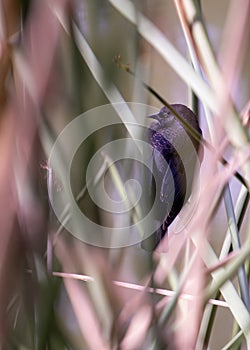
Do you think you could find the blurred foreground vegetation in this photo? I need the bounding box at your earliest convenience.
[0,0,250,349]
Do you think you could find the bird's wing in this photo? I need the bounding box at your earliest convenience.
[160,162,175,204]
[159,155,186,203]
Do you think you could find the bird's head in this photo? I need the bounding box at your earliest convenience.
[148,106,175,128]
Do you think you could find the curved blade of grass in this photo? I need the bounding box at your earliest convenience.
[181,0,250,184]
[109,0,217,112]
[191,235,250,345]
[53,7,144,154]
[224,185,250,311]
[72,22,145,153]
[109,0,250,193]
[221,330,244,350]
[197,185,250,349]
[205,242,250,304]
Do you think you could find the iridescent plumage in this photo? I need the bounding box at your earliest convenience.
[141,104,202,251]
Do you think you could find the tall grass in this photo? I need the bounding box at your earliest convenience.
[0,0,250,349]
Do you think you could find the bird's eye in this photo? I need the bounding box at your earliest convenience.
[159,111,170,120]
[159,107,171,119]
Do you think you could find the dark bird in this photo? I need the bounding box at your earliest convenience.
[141,104,203,251]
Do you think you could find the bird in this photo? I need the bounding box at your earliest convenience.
[141,104,203,251]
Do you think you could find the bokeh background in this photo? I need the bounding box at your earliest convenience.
[0,0,250,349]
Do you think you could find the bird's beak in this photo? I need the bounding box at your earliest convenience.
[147,113,159,120]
